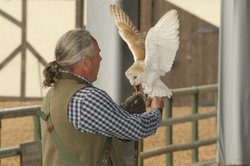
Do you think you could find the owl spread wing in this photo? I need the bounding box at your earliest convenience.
[144,10,179,76]
[109,4,145,61]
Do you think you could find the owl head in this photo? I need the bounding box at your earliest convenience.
[125,61,144,86]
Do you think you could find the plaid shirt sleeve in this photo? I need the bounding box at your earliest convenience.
[68,86,162,140]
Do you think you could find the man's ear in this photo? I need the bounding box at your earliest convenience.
[81,55,88,65]
[81,55,92,69]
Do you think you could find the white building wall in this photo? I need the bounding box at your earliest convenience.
[0,0,75,98]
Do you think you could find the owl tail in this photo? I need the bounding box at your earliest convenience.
[149,79,172,98]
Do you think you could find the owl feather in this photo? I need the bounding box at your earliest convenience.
[110,4,145,61]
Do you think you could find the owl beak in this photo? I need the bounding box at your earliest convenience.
[133,85,137,93]
[133,85,140,94]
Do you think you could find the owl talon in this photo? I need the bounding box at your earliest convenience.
[133,85,141,96]
[133,85,138,94]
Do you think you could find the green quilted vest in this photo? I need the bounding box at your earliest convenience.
[41,73,127,166]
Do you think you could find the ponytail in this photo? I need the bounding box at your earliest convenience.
[43,61,61,87]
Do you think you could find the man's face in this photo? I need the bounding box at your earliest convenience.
[88,39,102,82]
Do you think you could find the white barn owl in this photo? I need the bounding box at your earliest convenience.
[110,4,180,98]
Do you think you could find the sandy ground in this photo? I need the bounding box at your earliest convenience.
[0,101,216,166]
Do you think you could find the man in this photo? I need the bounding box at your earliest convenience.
[41,28,163,166]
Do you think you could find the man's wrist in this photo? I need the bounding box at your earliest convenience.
[152,107,163,114]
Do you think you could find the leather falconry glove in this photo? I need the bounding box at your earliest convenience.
[120,93,146,114]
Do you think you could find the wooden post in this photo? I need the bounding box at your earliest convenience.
[137,139,143,166]
[75,0,84,28]
[21,0,27,99]
[33,115,41,141]
[0,120,2,166]
[192,93,199,163]
[165,97,173,166]
[139,0,153,32]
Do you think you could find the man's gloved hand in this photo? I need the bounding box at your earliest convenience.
[120,93,146,114]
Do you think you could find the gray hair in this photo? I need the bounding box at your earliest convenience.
[55,28,93,67]
[43,28,93,87]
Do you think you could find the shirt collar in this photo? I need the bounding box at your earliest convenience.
[60,70,92,86]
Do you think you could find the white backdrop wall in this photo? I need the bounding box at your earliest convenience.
[86,0,138,103]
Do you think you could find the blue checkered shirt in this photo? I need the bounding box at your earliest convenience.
[67,73,162,140]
